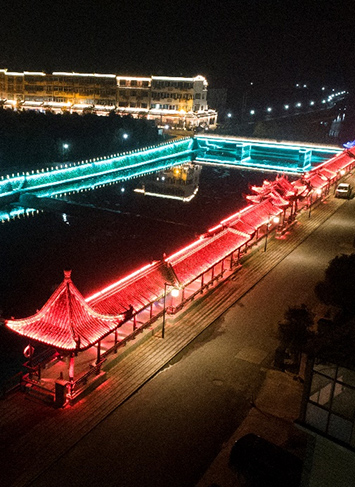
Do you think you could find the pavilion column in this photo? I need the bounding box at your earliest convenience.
[150,303,153,319]
[96,340,101,365]
[69,353,75,382]
[114,329,118,352]
[133,315,137,331]
[200,273,204,293]
[230,252,234,270]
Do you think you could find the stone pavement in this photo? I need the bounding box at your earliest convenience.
[0,184,350,487]
[196,369,306,487]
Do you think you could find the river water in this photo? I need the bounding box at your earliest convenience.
[0,164,278,381]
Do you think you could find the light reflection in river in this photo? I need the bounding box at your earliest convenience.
[0,164,282,319]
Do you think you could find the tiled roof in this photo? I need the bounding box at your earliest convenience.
[88,261,173,315]
[6,271,123,351]
[7,149,353,351]
[167,229,250,285]
[237,200,282,228]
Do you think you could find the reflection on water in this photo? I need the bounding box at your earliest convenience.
[0,164,275,320]
[134,163,201,202]
[0,163,283,382]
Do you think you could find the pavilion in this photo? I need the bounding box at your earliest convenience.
[5,146,355,406]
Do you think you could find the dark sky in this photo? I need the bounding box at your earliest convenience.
[1,0,354,93]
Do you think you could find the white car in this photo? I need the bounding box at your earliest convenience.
[335,183,352,199]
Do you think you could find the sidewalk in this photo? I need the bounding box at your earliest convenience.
[196,369,306,487]
[0,188,350,487]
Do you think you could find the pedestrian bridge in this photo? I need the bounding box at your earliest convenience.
[0,134,340,221]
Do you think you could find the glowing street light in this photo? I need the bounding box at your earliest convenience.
[267,107,272,113]
[62,143,69,162]
[264,215,280,252]
[123,133,129,139]
[250,110,255,115]
[162,283,180,338]
[308,188,322,218]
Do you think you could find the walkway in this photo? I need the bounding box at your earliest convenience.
[0,181,350,487]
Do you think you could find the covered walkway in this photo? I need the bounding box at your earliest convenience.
[5,146,355,406]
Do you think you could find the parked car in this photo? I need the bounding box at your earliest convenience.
[229,433,302,487]
[335,182,352,199]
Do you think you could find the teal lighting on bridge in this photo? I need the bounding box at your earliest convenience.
[194,135,340,174]
[0,135,342,222]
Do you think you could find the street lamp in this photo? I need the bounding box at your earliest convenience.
[162,283,180,338]
[264,215,280,252]
[308,188,322,218]
[62,143,69,162]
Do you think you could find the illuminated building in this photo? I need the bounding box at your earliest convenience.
[0,69,217,129]
[134,163,202,202]
[0,70,24,108]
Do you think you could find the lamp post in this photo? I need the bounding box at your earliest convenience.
[308,188,322,218]
[62,143,69,162]
[264,214,280,252]
[162,283,180,338]
[308,190,313,218]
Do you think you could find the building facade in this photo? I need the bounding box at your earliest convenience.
[0,69,217,129]
[298,358,355,486]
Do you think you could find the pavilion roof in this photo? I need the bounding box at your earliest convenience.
[306,172,329,190]
[230,219,256,236]
[236,199,282,229]
[249,176,296,200]
[312,150,354,175]
[5,271,123,351]
[88,260,176,315]
[167,228,251,285]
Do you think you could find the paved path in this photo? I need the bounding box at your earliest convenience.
[0,186,350,487]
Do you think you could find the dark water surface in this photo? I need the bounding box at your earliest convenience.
[0,165,273,380]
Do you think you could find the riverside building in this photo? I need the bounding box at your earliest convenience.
[0,69,217,130]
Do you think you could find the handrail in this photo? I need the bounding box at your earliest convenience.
[69,357,106,397]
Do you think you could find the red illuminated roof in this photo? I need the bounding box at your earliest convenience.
[249,176,296,201]
[167,229,250,285]
[8,150,354,352]
[6,271,123,351]
[306,173,329,190]
[230,219,256,236]
[311,151,354,175]
[236,199,282,229]
[88,261,176,315]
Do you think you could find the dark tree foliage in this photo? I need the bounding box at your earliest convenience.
[313,316,355,369]
[0,109,159,173]
[315,253,355,316]
[278,304,315,357]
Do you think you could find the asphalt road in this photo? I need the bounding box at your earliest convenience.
[30,196,355,487]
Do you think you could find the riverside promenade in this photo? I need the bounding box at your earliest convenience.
[0,180,352,487]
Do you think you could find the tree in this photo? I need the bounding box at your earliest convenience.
[315,253,355,316]
[278,304,314,370]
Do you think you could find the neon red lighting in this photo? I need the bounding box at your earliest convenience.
[6,270,123,351]
[87,262,154,302]
[6,149,353,353]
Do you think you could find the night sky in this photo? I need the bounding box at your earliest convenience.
[1,1,354,100]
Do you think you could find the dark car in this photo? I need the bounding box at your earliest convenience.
[229,433,302,487]
[335,182,352,199]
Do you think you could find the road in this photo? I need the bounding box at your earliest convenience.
[30,196,355,487]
